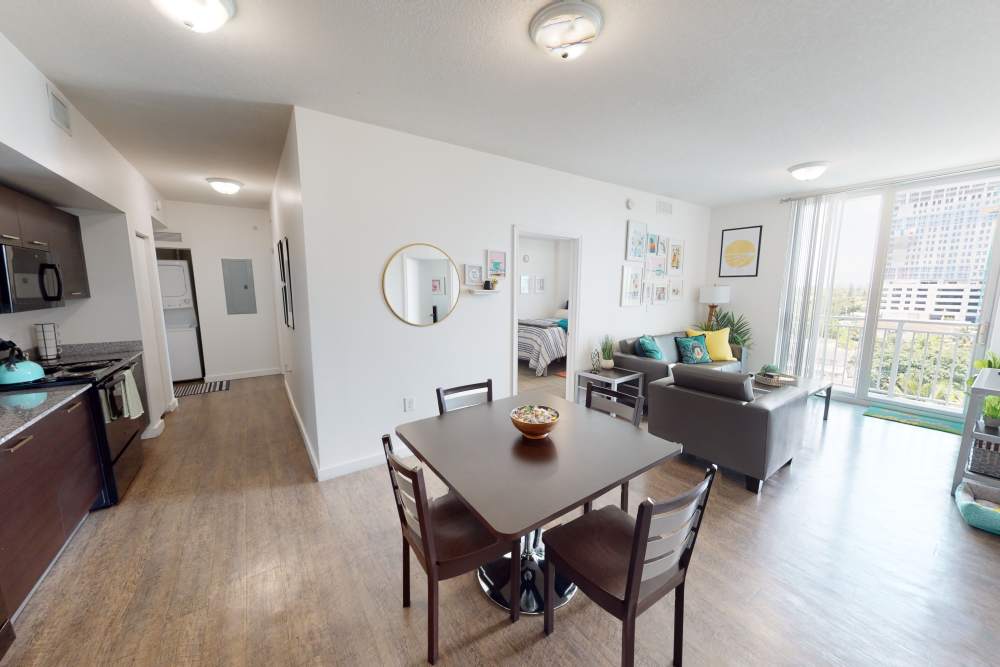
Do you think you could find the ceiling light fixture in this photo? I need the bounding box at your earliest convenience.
[529,1,603,61]
[151,0,236,33]
[788,161,830,181]
[207,178,243,195]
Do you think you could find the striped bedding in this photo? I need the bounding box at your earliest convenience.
[518,319,567,376]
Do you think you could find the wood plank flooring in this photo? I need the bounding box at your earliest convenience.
[2,375,999,666]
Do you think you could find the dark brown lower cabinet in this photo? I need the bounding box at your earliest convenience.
[0,392,101,616]
[0,588,14,662]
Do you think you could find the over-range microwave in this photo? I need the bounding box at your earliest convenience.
[0,244,64,313]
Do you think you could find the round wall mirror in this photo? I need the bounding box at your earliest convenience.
[382,243,461,326]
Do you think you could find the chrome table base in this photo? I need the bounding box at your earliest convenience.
[477,528,576,615]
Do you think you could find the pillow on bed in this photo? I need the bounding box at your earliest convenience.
[556,318,568,331]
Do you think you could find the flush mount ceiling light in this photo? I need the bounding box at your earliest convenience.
[151,0,236,33]
[788,161,830,181]
[529,1,603,61]
[207,178,243,195]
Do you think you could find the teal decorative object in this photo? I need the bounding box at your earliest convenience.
[636,335,663,360]
[955,481,1000,536]
[675,335,710,364]
[0,391,48,410]
[759,363,780,375]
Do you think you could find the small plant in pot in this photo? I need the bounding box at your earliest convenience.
[983,396,1000,429]
[600,335,615,370]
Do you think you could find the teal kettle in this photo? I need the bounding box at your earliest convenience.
[0,339,45,385]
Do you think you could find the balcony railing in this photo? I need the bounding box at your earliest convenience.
[817,316,977,409]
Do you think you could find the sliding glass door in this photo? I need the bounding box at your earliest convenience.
[791,172,1000,414]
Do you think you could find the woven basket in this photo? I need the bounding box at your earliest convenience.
[970,439,1000,479]
[755,373,797,387]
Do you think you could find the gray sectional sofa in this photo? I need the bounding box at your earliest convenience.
[613,331,743,397]
[647,365,808,493]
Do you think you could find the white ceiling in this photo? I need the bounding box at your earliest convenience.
[1,1,999,208]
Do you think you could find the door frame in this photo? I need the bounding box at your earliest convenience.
[509,226,583,401]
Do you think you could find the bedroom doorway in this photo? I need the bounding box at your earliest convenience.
[511,229,582,401]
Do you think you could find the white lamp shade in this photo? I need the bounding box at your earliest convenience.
[699,285,731,305]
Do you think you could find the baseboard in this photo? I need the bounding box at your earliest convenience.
[165,397,179,413]
[204,368,282,382]
[315,453,386,482]
[283,379,321,480]
[141,418,165,439]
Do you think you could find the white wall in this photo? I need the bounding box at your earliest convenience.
[283,106,711,479]
[156,200,281,381]
[517,237,565,320]
[269,114,321,471]
[0,34,173,432]
[706,198,794,371]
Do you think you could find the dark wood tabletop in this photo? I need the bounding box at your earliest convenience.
[395,390,683,539]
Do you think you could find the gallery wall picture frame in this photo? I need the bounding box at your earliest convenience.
[464,264,483,285]
[668,240,685,276]
[668,278,683,300]
[534,276,545,293]
[520,274,531,294]
[625,220,647,261]
[652,282,668,305]
[430,277,445,295]
[657,236,667,256]
[718,225,762,277]
[647,233,659,256]
[487,249,507,277]
[621,263,644,307]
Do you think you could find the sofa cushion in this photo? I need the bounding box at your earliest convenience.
[672,364,755,401]
[675,335,711,364]
[635,335,663,360]
[620,332,683,364]
[686,328,736,362]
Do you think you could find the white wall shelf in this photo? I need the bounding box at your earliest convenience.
[465,289,501,295]
[952,367,1000,494]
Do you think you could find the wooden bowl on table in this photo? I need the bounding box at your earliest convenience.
[510,405,559,440]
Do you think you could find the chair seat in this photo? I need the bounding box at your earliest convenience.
[544,506,683,609]
[430,492,506,573]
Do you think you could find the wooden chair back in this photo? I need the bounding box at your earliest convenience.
[625,465,717,603]
[381,434,436,569]
[436,378,493,415]
[585,383,644,427]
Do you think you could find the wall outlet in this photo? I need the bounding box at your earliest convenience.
[403,397,415,412]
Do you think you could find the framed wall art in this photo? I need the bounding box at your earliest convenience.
[621,263,644,307]
[718,225,762,277]
[487,249,507,277]
[668,240,685,276]
[625,220,647,261]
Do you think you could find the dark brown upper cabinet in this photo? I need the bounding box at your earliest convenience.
[4,186,90,300]
[0,188,23,245]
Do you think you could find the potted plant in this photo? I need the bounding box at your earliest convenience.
[694,310,753,349]
[600,335,615,370]
[984,396,1000,429]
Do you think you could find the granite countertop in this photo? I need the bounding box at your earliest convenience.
[0,385,91,447]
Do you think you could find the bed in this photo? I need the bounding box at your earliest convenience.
[518,318,568,376]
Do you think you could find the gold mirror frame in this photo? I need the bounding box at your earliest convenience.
[381,242,462,327]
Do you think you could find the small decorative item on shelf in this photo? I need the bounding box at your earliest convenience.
[510,404,559,440]
[482,279,493,290]
[600,335,615,370]
[591,348,602,372]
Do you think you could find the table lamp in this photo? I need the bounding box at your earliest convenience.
[699,285,730,325]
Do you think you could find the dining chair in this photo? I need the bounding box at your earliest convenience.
[435,378,493,415]
[381,434,520,664]
[542,465,718,667]
[584,382,645,513]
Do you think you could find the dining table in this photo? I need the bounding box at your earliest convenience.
[395,389,683,615]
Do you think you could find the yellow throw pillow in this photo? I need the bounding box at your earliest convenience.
[686,328,736,362]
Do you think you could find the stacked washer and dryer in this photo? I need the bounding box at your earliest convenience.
[157,259,204,382]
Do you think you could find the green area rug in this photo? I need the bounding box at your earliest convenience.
[863,406,963,435]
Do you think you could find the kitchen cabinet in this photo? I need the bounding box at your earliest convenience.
[46,209,90,299]
[0,188,22,245]
[0,392,101,614]
[0,587,14,662]
[0,185,90,300]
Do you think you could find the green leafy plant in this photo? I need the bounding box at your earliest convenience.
[600,335,615,361]
[983,396,1000,420]
[967,351,1000,389]
[693,310,753,348]
[759,363,780,375]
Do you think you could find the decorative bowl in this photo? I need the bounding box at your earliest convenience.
[510,405,559,440]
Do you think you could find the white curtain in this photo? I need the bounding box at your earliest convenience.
[775,195,845,377]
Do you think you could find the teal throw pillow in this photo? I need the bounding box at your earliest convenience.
[676,335,711,364]
[636,335,663,360]
[557,318,568,331]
